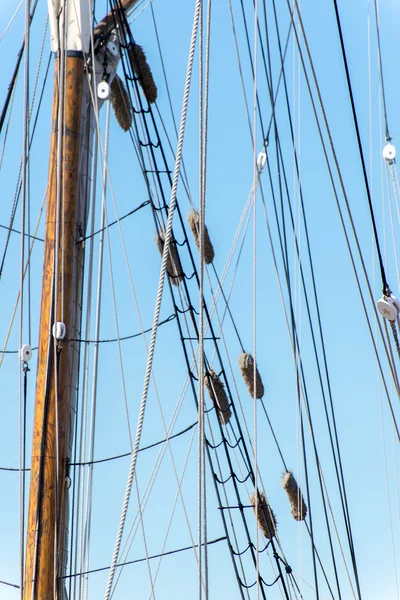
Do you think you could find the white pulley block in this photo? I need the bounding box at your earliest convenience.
[257,150,267,172]
[52,322,66,340]
[19,344,32,362]
[382,143,396,162]
[377,294,400,321]
[97,81,110,99]
[65,475,71,489]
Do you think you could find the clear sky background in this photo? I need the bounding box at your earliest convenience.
[1,1,400,599]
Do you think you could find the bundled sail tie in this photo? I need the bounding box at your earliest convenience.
[281,471,307,521]
[128,43,158,104]
[155,229,183,286]
[250,490,276,539]
[188,209,215,264]
[204,369,231,424]
[238,352,264,399]
[110,74,133,131]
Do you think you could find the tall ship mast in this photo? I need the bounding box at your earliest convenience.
[1,1,400,598]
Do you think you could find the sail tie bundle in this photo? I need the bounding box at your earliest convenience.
[281,471,307,521]
[110,73,133,131]
[188,208,215,264]
[204,369,231,424]
[238,352,264,399]
[128,43,158,104]
[155,229,183,286]
[250,490,277,539]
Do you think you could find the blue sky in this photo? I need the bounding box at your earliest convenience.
[1,1,400,598]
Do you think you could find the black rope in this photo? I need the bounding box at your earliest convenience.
[70,420,198,467]
[63,536,226,579]
[0,223,44,242]
[0,0,40,134]
[78,200,151,243]
[111,11,293,598]
[240,2,349,595]
[239,574,281,589]
[71,313,175,344]
[0,579,19,589]
[332,0,388,297]
[0,51,52,279]
[237,2,338,592]
[260,401,288,471]
[0,315,175,354]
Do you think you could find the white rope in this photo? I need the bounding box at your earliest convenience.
[386,164,400,289]
[197,1,206,597]
[103,2,201,596]
[81,104,111,600]
[252,2,260,598]
[19,1,30,595]
[76,130,98,600]
[100,154,156,593]
[111,381,195,593]
[146,426,198,598]
[0,0,24,40]
[53,13,69,592]
[0,189,46,368]
[200,0,211,592]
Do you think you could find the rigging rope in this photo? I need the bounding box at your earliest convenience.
[373,0,390,141]
[252,2,260,598]
[103,3,202,596]
[331,0,388,298]
[19,0,31,593]
[198,32,206,600]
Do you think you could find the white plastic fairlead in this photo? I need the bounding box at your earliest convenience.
[52,322,66,341]
[19,344,32,362]
[377,294,400,321]
[97,81,110,100]
[257,150,267,172]
[382,143,396,162]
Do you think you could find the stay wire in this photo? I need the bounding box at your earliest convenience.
[373,0,390,141]
[64,536,226,580]
[284,0,400,436]
[270,0,357,566]
[332,0,389,296]
[0,0,40,134]
[257,174,345,597]
[19,0,31,594]
[0,50,52,278]
[235,6,341,592]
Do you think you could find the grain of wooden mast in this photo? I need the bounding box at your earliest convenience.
[23,55,85,599]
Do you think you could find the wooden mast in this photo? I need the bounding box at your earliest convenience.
[23,53,85,598]
[23,1,141,596]
[23,1,91,596]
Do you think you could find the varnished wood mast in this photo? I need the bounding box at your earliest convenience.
[24,55,85,599]
[23,1,141,597]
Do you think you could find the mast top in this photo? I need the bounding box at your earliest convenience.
[48,0,91,53]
